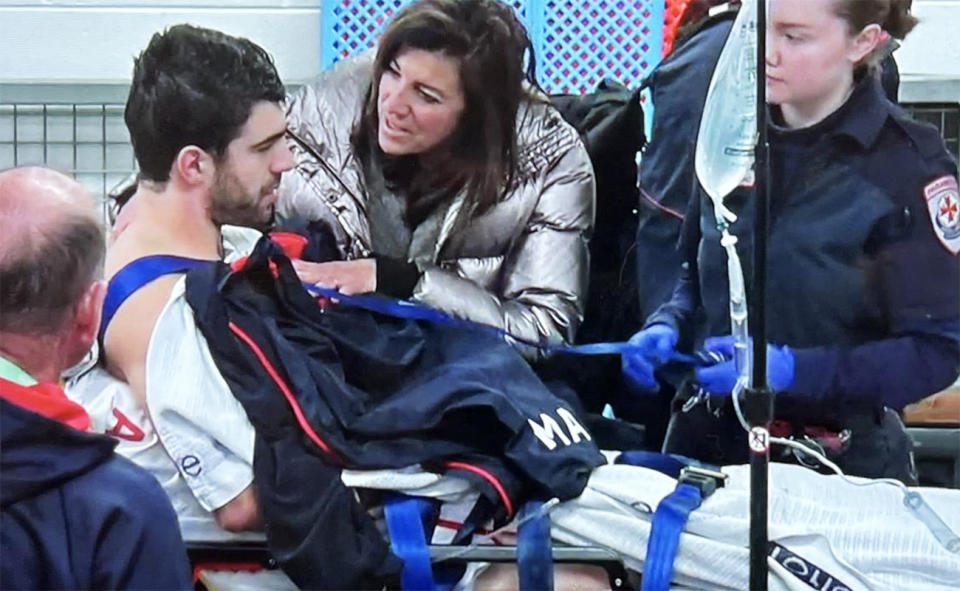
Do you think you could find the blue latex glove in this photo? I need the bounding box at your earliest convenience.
[622,324,678,392]
[695,335,795,395]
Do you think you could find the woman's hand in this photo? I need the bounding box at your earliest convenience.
[292,259,376,295]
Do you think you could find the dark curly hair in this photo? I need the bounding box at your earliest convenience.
[125,24,285,182]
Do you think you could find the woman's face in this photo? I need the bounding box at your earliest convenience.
[766,0,872,112]
[377,48,466,156]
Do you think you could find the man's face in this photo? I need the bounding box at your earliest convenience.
[209,101,294,228]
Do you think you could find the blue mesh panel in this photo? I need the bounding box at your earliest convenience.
[323,0,529,69]
[321,0,664,93]
[538,0,663,93]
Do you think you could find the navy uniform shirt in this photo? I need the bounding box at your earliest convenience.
[650,74,960,424]
[636,9,736,320]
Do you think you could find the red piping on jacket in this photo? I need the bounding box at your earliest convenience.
[227,322,515,519]
[444,461,515,519]
[640,186,685,220]
[228,321,342,464]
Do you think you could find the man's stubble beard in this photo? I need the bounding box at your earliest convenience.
[209,171,273,231]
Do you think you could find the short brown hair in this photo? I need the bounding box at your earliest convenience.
[125,24,285,183]
[0,211,104,333]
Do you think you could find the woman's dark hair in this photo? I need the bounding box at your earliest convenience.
[834,0,918,39]
[352,0,539,221]
[832,0,917,74]
[125,24,285,183]
[836,0,917,40]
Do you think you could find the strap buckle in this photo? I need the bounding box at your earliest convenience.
[678,465,728,499]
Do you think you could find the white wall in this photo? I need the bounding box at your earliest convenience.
[0,1,325,202]
[0,0,323,86]
[1,0,957,86]
[0,0,956,204]
[896,0,960,77]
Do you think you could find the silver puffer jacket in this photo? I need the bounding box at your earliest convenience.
[278,54,596,355]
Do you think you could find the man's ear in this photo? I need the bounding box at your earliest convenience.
[849,23,882,65]
[173,146,214,187]
[67,280,107,367]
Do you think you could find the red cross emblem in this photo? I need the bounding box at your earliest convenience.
[925,175,960,253]
[939,194,958,224]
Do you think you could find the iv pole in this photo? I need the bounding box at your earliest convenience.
[746,0,772,588]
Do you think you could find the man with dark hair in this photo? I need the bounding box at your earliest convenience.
[92,24,294,533]
[125,24,286,184]
[0,166,191,590]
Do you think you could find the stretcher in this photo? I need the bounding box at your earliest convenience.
[904,385,960,488]
[187,540,633,590]
[182,459,960,591]
[64,229,960,590]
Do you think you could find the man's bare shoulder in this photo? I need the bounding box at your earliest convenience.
[102,225,179,400]
[102,209,219,401]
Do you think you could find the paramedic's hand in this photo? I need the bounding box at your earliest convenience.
[622,324,678,392]
[293,259,376,295]
[695,336,795,395]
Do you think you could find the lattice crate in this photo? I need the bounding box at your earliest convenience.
[324,0,529,68]
[539,0,662,94]
[322,0,663,94]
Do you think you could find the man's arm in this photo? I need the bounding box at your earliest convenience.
[141,281,261,531]
[215,484,263,532]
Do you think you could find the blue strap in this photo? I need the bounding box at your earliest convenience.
[100,255,215,341]
[517,501,554,591]
[384,494,436,591]
[615,451,688,479]
[641,483,704,591]
[304,284,666,358]
[614,452,720,591]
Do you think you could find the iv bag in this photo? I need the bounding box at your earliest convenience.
[695,0,758,221]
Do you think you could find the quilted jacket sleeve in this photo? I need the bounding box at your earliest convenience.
[414,137,595,358]
[277,55,374,256]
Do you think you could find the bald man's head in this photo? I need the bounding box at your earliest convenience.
[0,167,105,334]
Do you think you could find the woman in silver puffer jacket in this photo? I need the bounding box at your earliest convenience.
[279,0,596,357]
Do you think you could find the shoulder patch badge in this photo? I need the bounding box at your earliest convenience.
[924,175,960,254]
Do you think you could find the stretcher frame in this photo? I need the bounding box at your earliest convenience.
[186,540,633,590]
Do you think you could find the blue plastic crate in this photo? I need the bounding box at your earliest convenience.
[321,0,664,94]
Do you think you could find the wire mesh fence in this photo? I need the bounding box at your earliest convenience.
[0,102,133,222]
[904,102,960,161]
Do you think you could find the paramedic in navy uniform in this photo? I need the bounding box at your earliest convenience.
[623,0,960,482]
